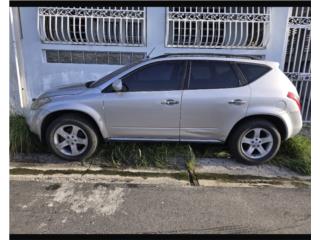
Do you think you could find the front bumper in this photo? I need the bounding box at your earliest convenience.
[25,109,45,140]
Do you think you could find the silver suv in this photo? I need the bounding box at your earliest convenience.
[26,54,302,164]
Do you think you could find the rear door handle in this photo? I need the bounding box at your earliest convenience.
[228,99,247,105]
[161,99,180,105]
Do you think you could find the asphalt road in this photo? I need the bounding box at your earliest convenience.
[10,179,310,234]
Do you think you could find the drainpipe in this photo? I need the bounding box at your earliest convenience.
[10,7,28,109]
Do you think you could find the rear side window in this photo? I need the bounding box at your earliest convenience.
[237,63,271,83]
[122,60,186,92]
[189,61,240,90]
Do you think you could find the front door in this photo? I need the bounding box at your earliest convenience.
[103,60,187,140]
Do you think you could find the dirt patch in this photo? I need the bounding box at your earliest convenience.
[45,183,61,191]
[50,182,126,216]
[300,125,311,139]
[10,167,190,181]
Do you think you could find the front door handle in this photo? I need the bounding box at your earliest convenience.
[228,99,247,105]
[161,99,180,105]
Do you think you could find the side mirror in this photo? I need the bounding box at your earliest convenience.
[112,79,123,92]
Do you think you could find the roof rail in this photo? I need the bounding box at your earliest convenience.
[152,53,262,60]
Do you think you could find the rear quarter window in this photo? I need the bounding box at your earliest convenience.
[237,63,271,83]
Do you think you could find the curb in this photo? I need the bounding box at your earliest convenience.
[10,162,310,189]
[10,158,311,181]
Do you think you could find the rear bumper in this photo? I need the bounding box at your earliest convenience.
[283,111,303,139]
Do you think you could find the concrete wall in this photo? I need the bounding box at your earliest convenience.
[11,7,291,109]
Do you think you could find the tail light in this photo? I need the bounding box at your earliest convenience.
[287,92,301,111]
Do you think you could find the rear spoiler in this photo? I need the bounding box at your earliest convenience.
[264,61,280,68]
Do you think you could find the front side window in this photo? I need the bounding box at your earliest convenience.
[121,61,186,92]
[188,60,240,90]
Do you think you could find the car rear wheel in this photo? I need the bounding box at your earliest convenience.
[46,114,99,161]
[228,120,281,164]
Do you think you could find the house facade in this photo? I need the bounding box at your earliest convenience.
[9,6,311,122]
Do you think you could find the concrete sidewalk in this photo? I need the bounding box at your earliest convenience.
[195,158,307,179]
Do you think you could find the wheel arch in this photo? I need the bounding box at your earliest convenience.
[41,110,105,144]
[226,114,288,143]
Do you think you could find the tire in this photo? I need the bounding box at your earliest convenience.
[228,120,281,164]
[46,114,99,161]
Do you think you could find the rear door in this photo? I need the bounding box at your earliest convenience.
[180,60,250,142]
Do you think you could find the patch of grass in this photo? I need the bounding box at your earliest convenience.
[9,114,311,176]
[94,142,230,170]
[92,136,310,175]
[10,115,46,154]
[95,142,194,169]
[191,143,231,159]
[272,135,311,175]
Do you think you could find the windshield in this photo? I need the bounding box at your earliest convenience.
[89,60,145,88]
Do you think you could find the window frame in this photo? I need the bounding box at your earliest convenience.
[185,60,243,90]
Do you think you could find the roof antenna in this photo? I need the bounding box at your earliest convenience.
[146,47,156,59]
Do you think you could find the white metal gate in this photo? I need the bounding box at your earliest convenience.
[283,7,311,122]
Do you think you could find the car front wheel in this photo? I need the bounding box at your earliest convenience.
[46,114,99,161]
[228,120,281,164]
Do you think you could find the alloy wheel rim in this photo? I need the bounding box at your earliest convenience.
[53,124,88,156]
[240,128,273,159]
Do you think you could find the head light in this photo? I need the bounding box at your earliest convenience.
[31,97,51,110]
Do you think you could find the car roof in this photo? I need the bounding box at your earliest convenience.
[150,54,279,68]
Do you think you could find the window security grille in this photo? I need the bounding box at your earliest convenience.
[283,7,311,122]
[46,50,146,65]
[166,7,271,49]
[38,7,146,46]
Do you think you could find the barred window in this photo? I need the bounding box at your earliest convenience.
[45,50,146,65]
[284,7,311,75]
[38,7,146,46]
[166,7,271,48]
[283,7,311,122]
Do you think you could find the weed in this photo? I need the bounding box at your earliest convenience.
[185,145,196,171]
[10,115,45,154]
[95,142,194,169]
[272,135,311,175]
[191,143,231,159]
